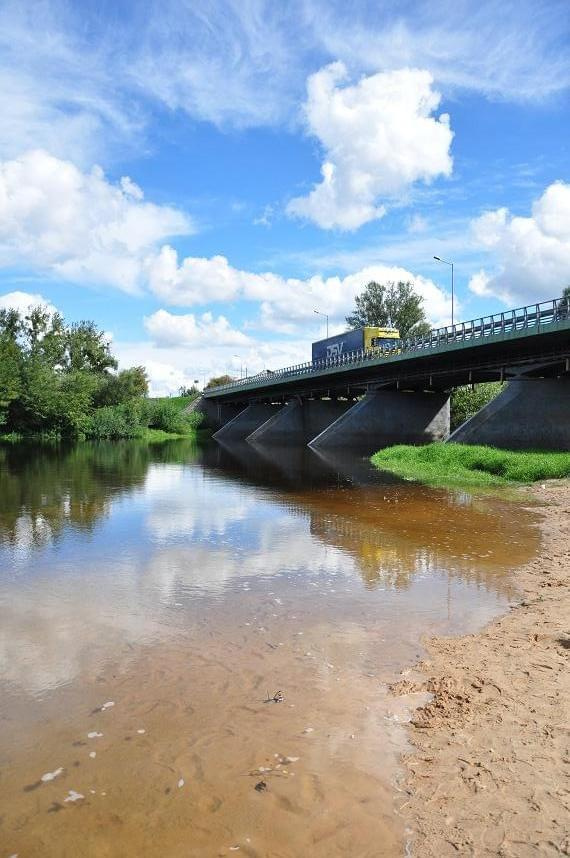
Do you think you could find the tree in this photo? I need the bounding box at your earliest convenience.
[25,307,66,368]
[64,321,117,374]
[450,382,503,431]
[0,310,23,427]
[95,367,149,407]
[205,374,235,389]
[346,281,432,339]
[557,286,570,319]
[0,305,151,437]
[179,384,200,397]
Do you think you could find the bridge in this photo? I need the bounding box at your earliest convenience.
[193,297,570,452]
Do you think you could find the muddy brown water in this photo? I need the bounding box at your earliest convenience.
[0,440,540,857]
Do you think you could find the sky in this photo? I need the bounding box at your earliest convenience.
[0,0,569,394]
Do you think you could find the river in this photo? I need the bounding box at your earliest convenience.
[0,439,539,857]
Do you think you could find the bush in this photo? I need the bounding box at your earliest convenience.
[85,403,143,439]
[450,382,503,430]
[142,400,202,434]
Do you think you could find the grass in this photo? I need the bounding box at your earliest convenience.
[140,427,192,442]
[141,426,209,442]
[0,432,23,443]
[371,443,570,487]
[148,395,196,411]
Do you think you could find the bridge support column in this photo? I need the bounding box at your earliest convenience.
[449,378,570,450]
[213,403,281,441]
[308,391,450,453]
[247,399,353,446]
[185,396,243,432]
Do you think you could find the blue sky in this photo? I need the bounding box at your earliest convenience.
[0,0,569,393]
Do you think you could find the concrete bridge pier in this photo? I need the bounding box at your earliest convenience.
[449,378,570,450]
[185,396,243,432]
[212,403,281,441]
[247,399,354,446]
[308,391,450,454]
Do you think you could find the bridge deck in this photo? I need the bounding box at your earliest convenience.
[204,299,570,402]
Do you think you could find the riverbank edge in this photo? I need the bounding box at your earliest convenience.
[0,427,209,444]
[391,479,569,856]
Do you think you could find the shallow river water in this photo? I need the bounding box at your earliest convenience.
[0,440,539,857]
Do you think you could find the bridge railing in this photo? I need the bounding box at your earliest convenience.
[206,297,567,393]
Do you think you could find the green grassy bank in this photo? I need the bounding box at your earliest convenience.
[371,443,570,487]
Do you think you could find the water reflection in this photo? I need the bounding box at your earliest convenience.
[0,439,541,858]
[0,440,198,551]
[0,439,538,701]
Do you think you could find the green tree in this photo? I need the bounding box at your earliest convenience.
[205,374,235,389]
[557,285,570,318]
[179,384,200,397]
[25,307,66,367]
[95,366,149,407]
[346,281,432,339]
[64,321,117,374]
[0,305,154,438]
[0,310,23,427]
[450,382,503,431]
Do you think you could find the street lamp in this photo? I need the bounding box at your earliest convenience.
[233,355,244,380]
[314,309,329,338]
[434,256,455,327]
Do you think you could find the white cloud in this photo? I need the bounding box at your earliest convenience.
[287,63,453,230]
[128,1,302,130]
[0,2,140,165]
[119,253,452,395]
[468,181,570,304]
[407,213,428,234]
[144,309,251,348]
[0,289,57,316]
[114,337,311,397]
[147,251,451,332]
[309,0,570,103]
[0,0,567,171]
[146,247,273,306]
[0,150,191,293]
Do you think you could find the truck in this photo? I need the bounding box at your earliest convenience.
[311,326,400,364]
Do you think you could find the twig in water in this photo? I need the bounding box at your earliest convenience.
[264,690,284,703]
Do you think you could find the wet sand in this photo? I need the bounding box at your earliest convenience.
[0,596,420,858]
[393,480,570,857]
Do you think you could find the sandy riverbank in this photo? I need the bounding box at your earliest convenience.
[392,480,570,857]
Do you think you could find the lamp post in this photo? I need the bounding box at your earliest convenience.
[233,355,244,380]
[314,309,329,338]
[434,256,455,327]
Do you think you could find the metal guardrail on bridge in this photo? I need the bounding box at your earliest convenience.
[206,297,569,394]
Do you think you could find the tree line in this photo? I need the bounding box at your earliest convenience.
[0,307,199,438]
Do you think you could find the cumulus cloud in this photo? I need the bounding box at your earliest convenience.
[118,250,452,396]
[0,150,191,293]
[114,337,311,397]
[0,0,568,170]
[0,289,57,316]
[144,309,251,348]
[468,181,570,304]
[286,63,453,230]
[146,247,274,306]
[146,250,451,333]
